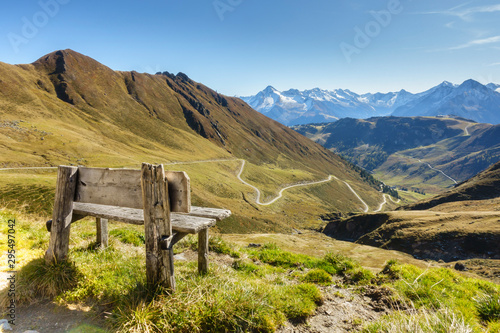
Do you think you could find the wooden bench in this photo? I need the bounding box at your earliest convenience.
[45,163,231,291]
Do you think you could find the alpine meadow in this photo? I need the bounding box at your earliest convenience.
[1,1,500,332]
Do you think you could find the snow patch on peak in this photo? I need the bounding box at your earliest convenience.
[241,80,500,126]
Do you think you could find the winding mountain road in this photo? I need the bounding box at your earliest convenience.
[464,124,472,136]
[338,178,370,213]
[374,194,387,212]
[0,167,57,171]
[1,159,386,212]
[236,159,335,206]
[418,159,458,184]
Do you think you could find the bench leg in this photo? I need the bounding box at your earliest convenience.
[198,228,209,274]
[45,166,78,265]
[164,246,176,291]
[96,218,108,248]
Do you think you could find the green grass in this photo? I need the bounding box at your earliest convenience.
[109,229,145,247]
[16,259,82,303]
[302,268,333,285]
[247,243,374,284]
[361,308,476,333]
[475,292,500,322]
[363,261,500,332]
[0,211,336,332]
[2,209,500,332]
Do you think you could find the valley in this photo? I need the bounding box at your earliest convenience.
[322,161,500,281]
[0,49,392,235]
[1,49,499,333]
[294,116,500,195]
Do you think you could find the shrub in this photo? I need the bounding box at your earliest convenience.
[345,267,375,284]
[16,259,82,303]
[302,269,333,285]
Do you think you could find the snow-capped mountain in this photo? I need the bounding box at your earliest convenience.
[241,80,500,125]
[392,80,500,124]
[487,83,500,93]
[241,86,418,126]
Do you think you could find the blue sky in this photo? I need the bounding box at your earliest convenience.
[1,0,499,96]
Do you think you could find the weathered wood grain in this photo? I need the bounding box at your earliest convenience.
[75,168,191,211]
[96,217,108,248]
[72,202,217,233]
[141,163,175,290]
[47,164,231,292]
[166,171,191,213]
[45,166,78,264]
[198,228,209,274]
[75,167,143,209]
[189,206,231,221]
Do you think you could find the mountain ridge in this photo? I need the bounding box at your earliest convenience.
[293,116,500,195]
[0,49,385,233]
[242,80,500,125]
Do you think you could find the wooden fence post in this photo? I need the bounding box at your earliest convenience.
[45,166,78,265]
[141,163,175,291]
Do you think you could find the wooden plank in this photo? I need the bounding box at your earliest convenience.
[189,206,231,221]
[72,202,217,233]
[75,167,191,211]
[170,214,216,234]
[141,163,174,290]
[165,171,191,213]
[45,166,78,264]
[73,202,143,224]
[198,228,209,274]
[96,218,108,248]
[75,167,143,209]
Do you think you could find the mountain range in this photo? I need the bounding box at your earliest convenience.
[241,80,500,126]
[0,49,385,233]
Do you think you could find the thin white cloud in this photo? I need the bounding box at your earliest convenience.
[448,36,500,50]
[419,3,500,20]
[444,21,455,29]
[488,62,500,67]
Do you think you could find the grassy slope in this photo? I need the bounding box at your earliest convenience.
[0,49,384,233]
[323,162,500,266]
[402,161,500,211]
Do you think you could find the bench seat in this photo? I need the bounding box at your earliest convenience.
[73,202,230,234]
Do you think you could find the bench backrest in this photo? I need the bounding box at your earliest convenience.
[74,167,191,213]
